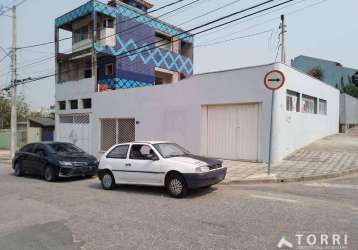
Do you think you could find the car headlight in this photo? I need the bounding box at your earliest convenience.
[195,166,210,173]
[59,161,73,167]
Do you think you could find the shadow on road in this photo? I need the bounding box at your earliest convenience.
[8,172,95,183]
[88,182,217,199]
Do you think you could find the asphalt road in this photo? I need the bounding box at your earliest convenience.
[0,163,357,250]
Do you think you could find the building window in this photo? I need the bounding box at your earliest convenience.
[286,90,300,112]
[82,98,92,109]
[59,114,89,124]
[70,100,78,110]
[103,19,114,28]
[84,69,92,78]
[105,63,114,76]
[155,70,174,85]
[302,94,317,114]
[155,32,172,51]
[180,41,193,58]
[73,26,89,43]
[101,118,135,151]
[319,99,327,115]
[58,101,66,110]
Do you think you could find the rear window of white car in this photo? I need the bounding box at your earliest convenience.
[107,145,129,159]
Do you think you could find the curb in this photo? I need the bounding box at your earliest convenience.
[220,168,358,185]
[0,160,11,165]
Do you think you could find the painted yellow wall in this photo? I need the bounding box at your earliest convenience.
[27,127,42,143]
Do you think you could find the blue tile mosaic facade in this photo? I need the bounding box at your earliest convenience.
[55,1,94,28]
[56,0,194,90]
[99,78,152,89]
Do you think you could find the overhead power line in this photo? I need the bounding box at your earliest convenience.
[112,0,292,62]
[0,52,11,64]
[0,0,28,16]
[8,0,263,74]
[178,0,243,27]
[0,46,11,64]
[2,0,328,79]
[12,0,203,71]
[196,29,275,48]
[2,0,296,91]
[14,0,278,72]
[16,0,188,49]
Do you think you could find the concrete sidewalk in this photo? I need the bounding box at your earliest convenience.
[0,150,10,163]
[223,127,358,184]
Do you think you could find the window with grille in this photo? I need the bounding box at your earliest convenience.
[286,90,300,112]
[59,115,74,124]
[319,99,327,115]
[100,118,136,151]
[59,114,90,124]
[302,94,317,114]
[74,114,90,124]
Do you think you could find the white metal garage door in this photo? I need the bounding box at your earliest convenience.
[201,103,260,161]
[57,114,91,153]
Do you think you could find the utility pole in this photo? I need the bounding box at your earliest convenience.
[91,5,98,92]
[10,5,17,159]
[279,15,287,64]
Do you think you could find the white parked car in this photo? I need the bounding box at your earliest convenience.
[97,142,227,198]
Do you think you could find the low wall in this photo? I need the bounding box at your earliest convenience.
[0,129,28,150]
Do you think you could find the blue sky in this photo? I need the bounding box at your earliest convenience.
[0,0,357,110]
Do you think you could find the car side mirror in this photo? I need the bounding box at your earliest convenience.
[146,154,159,161]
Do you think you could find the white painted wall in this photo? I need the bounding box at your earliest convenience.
[272,64,340,162]
[340,94,358,125]
[92,64,275,160]
[55,78,93,152]
[55,78,93,102]
[55,63,340,163]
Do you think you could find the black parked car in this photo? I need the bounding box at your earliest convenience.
[12,142,99,181]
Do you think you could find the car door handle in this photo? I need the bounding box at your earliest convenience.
[125,163,131,167]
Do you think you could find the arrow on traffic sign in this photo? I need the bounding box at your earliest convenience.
[268,78,281,82]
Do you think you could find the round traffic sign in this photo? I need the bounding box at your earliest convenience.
[264,70,285,90]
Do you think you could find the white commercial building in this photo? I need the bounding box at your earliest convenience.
[55,63,340,163]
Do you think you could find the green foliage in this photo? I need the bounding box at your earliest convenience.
[344,83,358,98]
[0,93,31,129]
[308,67,324,80]
[337,75,358,98]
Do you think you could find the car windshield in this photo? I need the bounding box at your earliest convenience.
[153,143,190,158]
[48,143,84,154]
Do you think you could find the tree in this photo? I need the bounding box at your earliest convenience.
[344,83,358,98]
[0,92,31,129]
[308,67,324,80]
[338,75,358,98]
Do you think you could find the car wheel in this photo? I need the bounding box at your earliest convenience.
[166,173,188,198]
[101,172,115,190]
[44,167,57,182]
[14,162,23,177]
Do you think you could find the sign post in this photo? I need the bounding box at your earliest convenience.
[264,70,285,175]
